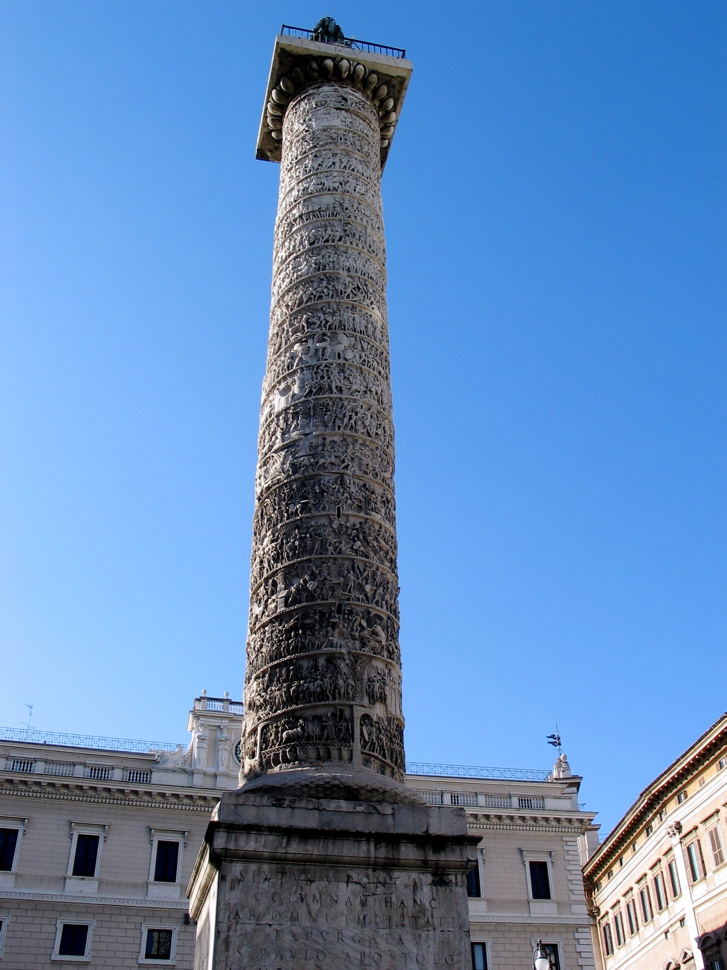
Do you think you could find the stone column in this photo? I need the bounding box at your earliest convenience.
[243,69,406,799]
[188,29,477,970]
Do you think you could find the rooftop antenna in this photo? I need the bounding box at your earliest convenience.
[23,704,33,734]
[546,726,562,757]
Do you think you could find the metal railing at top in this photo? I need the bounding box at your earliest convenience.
[0,726,181,754]
[281,25,406,60]
[406,762,551,782]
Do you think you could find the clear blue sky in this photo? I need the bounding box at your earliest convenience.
[1,1,724,835]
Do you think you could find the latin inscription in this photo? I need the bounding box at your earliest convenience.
[215,866,468,970]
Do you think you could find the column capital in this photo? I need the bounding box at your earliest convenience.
[257,33,413,168]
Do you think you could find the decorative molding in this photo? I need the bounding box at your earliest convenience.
[0,783,218,812]
[256,36,412,166]
[0,888,188,909]
[468,914,594,926]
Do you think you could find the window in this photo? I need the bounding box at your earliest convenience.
[653,870,667,909]
[618,856,625,867]
[707,825,725,867]
[613,910,625,946]
[148,831,186,898]
[154,842,180,883]
[646,824,654,837]
[529,861,551,899]
[52,920,93,961]
[73,835,99,877]
[466,863,481,898]
[471,943,488,970]
[0,916,7,958]
[539,943,561,970]
[625,897,639,935]
[139,925,177,964]
[719,758,727,771]
[607,869,613,880]
[668,858,681,897]
[686,841,704,882]
[602,922,614,956]
[639,884,652,923]
[66,823,107,888]
[0,830,19,872]
[677,790,688,804]
[632,841,638,853]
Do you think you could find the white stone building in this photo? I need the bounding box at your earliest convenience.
[0,696,597,969]
[583,712,727,970]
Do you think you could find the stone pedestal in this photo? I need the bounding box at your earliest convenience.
[188,791,478,970]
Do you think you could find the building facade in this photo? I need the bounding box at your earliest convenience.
[0,698,597,970]
[583,713,727,970]
[0,695,241,970]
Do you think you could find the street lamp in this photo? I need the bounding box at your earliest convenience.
[533,940,550,970]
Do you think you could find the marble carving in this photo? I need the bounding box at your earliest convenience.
[242,74,406,786]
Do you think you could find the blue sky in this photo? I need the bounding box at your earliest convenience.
[1,1,724,835]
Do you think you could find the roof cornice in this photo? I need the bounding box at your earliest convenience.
[584,712,727,877]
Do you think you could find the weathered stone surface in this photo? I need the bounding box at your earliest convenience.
[189,793,479,970]
[242,79,407,794]
[188,35,476,970]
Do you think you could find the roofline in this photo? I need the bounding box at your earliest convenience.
[584,711,727,876]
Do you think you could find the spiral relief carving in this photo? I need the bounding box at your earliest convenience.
[243,81,405,786]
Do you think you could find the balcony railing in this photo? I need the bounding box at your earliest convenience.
[281,25,406,60]
[406,762,551,782]
[0,726,180,754]
[193,696,244,715]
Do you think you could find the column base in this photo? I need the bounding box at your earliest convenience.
[188,790,479,970]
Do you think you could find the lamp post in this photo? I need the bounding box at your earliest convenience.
[533,940,551,970]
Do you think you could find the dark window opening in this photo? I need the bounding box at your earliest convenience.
[72,835,99,877]
[541,944,561,970]
[59,924,89,957]
[154,841,180,883]
[529,861,551,899]
[471,943,488,970]
[145,929,173,960]
[466,864,481,897]
[0,829,18,871]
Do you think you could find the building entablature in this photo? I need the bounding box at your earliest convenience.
[0,777,219,811]
[466,811,597,835]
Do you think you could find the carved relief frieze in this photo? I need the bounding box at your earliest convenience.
[360,712,405,774]
[243,80,405,784]
[252,475,396,537]
[256,708,354,769]
[260,362,392,429]
[258,397,394,457]
[271,272,387,324]
[271,246,386,304]
[268,304,388,360]
[255,436,394,497]
[246,603,400,674]
[274,218,386,270]
[274,193,385,251]
[250,515,397,585]
[262,334,391,398]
